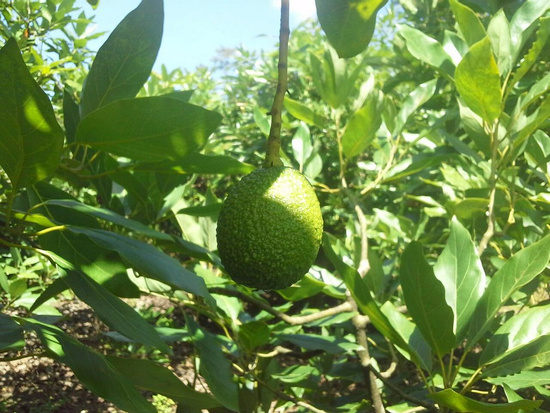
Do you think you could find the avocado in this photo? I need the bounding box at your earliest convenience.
[216,166,323,290]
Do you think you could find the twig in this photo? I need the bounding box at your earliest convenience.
[209,287,353,325]
[264,0,289,168]
[366,364,439,412]
[354,204,370,277]
[350,296,386,413]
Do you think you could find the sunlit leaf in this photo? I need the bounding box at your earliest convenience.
[0,38,63,190]
[315,0,388,58]
[430,388,541,412]
[433,218,486,344]
[76,97,222,162]
[455,37,502,124]
[23,318,156,413]
[449,0,486,46]
[80,0,164,116]
[467,235,550,349]
[400,241,456,357]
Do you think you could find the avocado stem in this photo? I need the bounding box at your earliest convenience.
[264,0,290,168]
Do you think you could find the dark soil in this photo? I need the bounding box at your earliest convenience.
[0,296,198,413]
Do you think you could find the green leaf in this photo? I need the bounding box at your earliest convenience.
[400,241,455,357]
[481,304,550,366]
[486,369,550,390]
[187,316,239,411]
[61,267,171,354]
[63,90,80,145]
[398,25,455,79]
[135,153,255,175]
[79,0,164,116]
[342,92,382,158]
[41,199,172,241]
[238,321,271,351]
[429,388,542,412]
[380,302,433,372]
[449,0,487,46]
[394,79,437,136]
[76,97,222,162]
[278,333,360,354]
[467,235,550,349]
[487,9,513,77]
[40,231,140,298]
[292,123,314,169]
[23,318,156,413]
[253,106,270,136]
[284,96,327,128]
[482,335,550,379]
[106,356,221,409]
[0,38,63,190]
[433,218,486,344]
[455,37,502,124]
[509,17,550,93]
[277,275,326,301]
[66,227,215,308]
[322,234,413,355]
[0,314,24,351]
[509,0,550,62]
[310,48,365,109]
[315,0,388,58]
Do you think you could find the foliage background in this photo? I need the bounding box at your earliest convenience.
[1,0,549,412]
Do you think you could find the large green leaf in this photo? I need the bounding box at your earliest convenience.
[315,0,388,58]
[0,314,24,351]
[0,38,63,190]
[467,235,550,349]
[341,92,382,158]
[106,356,221,409]
[23,318,156,413]
[481,304,550,366]
[76,97,222,162]
[187,316,239,411]
[400,241,455,357]
[429,388,541,412]
[455,37,502,124]
[61,267,171,354]
[40,230,141,298]
[433,218,486,344]
[449,0,487,46]
[380,302,433,372]
[66,226,215,308]
[482,335,550,378]
[79,0,164,116]
[399,25,455,79]
[487,9,513,77]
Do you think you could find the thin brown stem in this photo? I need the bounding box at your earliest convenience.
[264,0,289,168]
[478,122,499,256]
[209,287,353,325]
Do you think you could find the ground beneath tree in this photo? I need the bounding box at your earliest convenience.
[0,296,199,413]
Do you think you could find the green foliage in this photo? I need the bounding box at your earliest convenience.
[1,0,550,412]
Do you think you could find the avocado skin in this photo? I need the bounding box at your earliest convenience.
[216,166,323,290]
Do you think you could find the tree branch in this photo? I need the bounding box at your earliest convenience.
[264,0,289,168]
[209,287,354,325]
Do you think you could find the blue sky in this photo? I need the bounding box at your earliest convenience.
[77,0,317,72]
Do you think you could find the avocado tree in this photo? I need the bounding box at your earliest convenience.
[1,0,549,412]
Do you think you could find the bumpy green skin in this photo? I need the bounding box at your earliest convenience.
[216,166,323,290]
